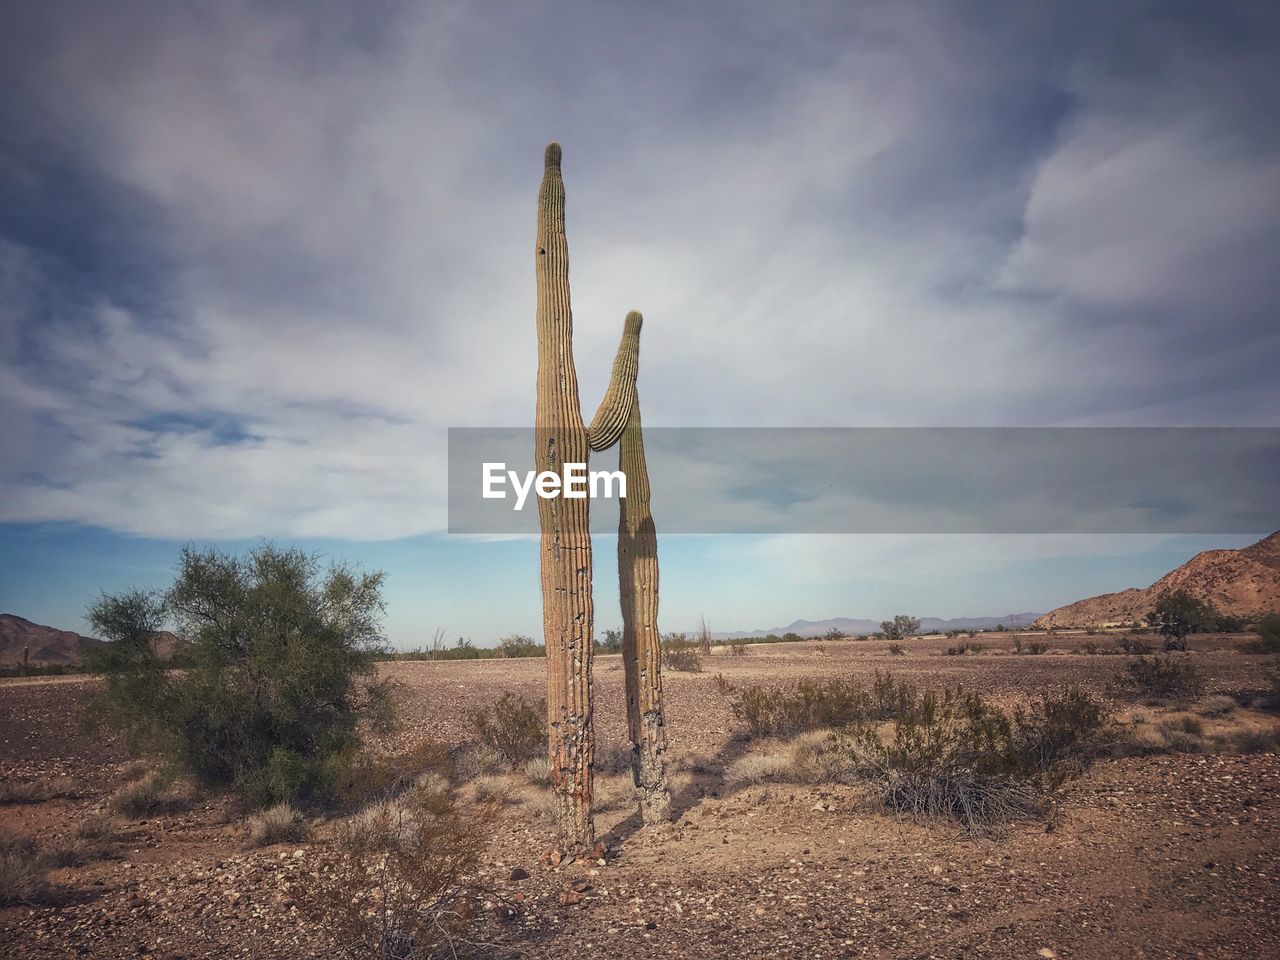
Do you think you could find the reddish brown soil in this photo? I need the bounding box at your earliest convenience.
[2,633,1278,959]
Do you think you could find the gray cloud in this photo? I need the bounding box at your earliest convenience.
[1,1,1277,539]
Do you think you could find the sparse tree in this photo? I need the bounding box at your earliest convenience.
[880,615,921,642]
[86,544,391,807]
[1148,590,1217,651]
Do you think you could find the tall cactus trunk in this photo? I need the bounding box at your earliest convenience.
[535,142,596,851]
[617,393,672,823]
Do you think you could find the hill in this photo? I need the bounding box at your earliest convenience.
[1032,531,1280,629]
[0,614,186,667]
[0,614,103,667]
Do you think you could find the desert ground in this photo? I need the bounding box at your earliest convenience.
[2,632,1278,959]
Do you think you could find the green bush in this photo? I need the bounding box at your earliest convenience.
[467,693,544,767]
[86,544,393,808]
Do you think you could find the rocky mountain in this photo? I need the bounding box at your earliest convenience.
[0,614,103,667]
[718,612,1041,640]
[1032,531,1280,629]
[1,614,186,667]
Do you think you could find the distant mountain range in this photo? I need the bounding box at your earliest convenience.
[0,613,183,667]
[715,613,1041,640]
[1033,530,1280,629]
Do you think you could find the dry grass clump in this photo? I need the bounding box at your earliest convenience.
[1113,654,1204,702]
[469,774,515,805]
[467,692,544,767]
[75,814,116,841]
[453,743,504,782]
[887,643,906,656]
[246,803,310,847]
[0,775,77,806]
[108,771,179,818]
[0,833,47,905]
[315,782,488,960]
[724,750,795,787]
[522,756,552,787]
[1196,695,1238,717]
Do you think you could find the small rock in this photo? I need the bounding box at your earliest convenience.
[509,867,530,882]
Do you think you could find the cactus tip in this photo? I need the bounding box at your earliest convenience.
[545,142,562,169]
[625,310,643,332]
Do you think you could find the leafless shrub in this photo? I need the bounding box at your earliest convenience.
[594,741,632,775]
[469,775,514,806]
[663,647,704,673]
[728,639,748,656]
[453,743,503,783]
[887,642,906,656]
[75,815,116,841]
[0,833,47,904]
[696,617,714,656]
[1113,655,1204,702]
[246,803,310,847]
[467,693,544,767]
[315,783,489,960]
[712,673,734,695]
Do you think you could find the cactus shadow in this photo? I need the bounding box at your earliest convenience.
[602,731,753,848]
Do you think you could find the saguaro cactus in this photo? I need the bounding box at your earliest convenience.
[615,360,672,823]
[534,143,639,851]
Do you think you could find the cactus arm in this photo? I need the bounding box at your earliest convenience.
[616,354,672,824]
[586,311,642,451]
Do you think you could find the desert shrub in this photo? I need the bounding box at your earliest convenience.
[947,641,985,656]
[470,775,514,805]
[1215,729,1280,754]
[887,642,905,656]
[1026,641,1047,655]
[734,684,1111,833]
[594,741,632,775]
[246,803,310,847]
[335,740,453,807]
[1148,590,1222,651]
[1079,640,1099,655]
[86,545,393,809]
[1114,655,1204,702]
[0,834,46,904]
[0,775,76,806]
[1155,716,1208,753]
[42,836,117,868]
[695,617,714,656]
[108,772,176,818]
[315,783,487,960]
[730,678,871,738]
[1258,613,1280,653]
[1196,695,1237,717]
[452,743,503,782]
[1120,636,1153,655]
[663,646,704,673]
[522,757,552,787]
[881,615,920,641]
[467,693,544,767]
[496,634,544,658]
[75,815,116,841]
[729,639,748,657]
[712,673,734,695]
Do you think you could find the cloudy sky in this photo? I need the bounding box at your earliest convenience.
[2,1,1277,644]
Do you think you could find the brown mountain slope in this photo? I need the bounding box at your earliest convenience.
[0,614,185,667]
[1033,531,1280,629]
[0,614,103,666]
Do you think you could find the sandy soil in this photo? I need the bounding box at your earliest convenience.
[2,633,1278,959]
